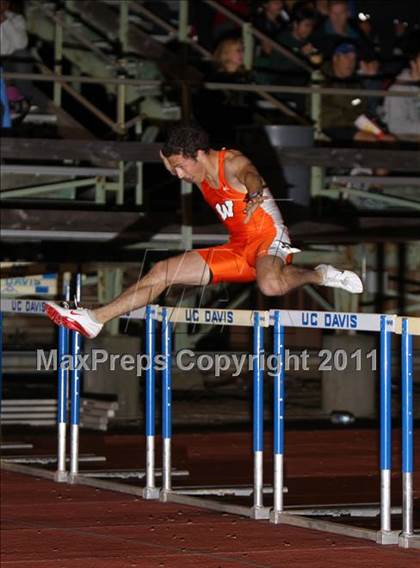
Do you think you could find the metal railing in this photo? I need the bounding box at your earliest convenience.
[3,1,419,218]
[4,67,418,165]
[205,0,312,72]
[16,1,420,137]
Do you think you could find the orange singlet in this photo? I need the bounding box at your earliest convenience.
[196,149,300,284]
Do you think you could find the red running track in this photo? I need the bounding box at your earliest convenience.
[2,428,420,567]
[2,471,420,568]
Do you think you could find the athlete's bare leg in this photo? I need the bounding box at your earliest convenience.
[45,248,361,339]
[93,251,211,324]
[256,254,322,297]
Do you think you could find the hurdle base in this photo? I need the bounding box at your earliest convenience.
[54,471,68,483]
[398,533,420,549]
[375,530,399,545]
[68,473,79,484]
[270,511,396,543]
[270,509,283,524]
[159,489,171,503]
[250,506,271,520]
[143,486,160,500]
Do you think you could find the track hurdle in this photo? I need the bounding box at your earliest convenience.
[56,286,69,481]
[72,304,189,495]
[268,311,396,542]
[397,316,419,549]
[0,298,182,491]
[153,307,402,534]
[143,304,160,499]
[161,306,172,500]
[68,273,84,481]
[0,290,106,481]
[155,305,273,519]
[130,304,417,541]
[267,309,419,547]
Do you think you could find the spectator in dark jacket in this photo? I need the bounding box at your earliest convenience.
[266,6,319,71]
[255,7,317,79]
[254,1,290,39]
[312,0,360,56]
[314,0,328,22]
[356,11,381,57]
[255,6,318,113]
[194,37,256,146]
[254,0,290,56]
[321,42,394,143]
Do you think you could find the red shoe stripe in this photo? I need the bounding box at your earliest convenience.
[60,316,90,337]
[45,305,90,338]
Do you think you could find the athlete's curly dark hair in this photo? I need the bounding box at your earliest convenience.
[161,123,210,160]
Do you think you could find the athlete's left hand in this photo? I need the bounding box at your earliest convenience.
[243,194,266,224]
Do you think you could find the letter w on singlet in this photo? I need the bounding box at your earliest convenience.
[215,200,234,221]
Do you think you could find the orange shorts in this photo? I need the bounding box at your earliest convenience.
[197,232,297,285]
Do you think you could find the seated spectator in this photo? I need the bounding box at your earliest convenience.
[356,12,381,57]
[313,0,328,23]
[384,49,420,142]
[321,42,394,143]
[210,37,248,77]
[392,18,410,57]
[312,0,362,58]
[194,37,256,146]
[269,6,319,69]
[289,0,328,28]
[254,0,290,55]
[254,6,318,112]
[0,0,28,56]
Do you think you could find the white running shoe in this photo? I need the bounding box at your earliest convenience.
[315,264,364,294]
[45,302,103,338]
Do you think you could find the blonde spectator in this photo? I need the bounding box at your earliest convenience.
[213,37,246,74]
[194,37,256,146]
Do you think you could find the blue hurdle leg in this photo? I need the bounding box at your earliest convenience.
[70,274,82,480]
[161,308,172,499]
[0,313,3,415]
[143,305,159,499]
[379,315,392,534]
[56,283,70,482]
[251,312,269,519]
[69,328,82,478]
[56,324,69,481]
[401,318,413,537]
[271,311,285,520]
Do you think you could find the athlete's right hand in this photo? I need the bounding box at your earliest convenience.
[243,194,266,224]
[160,150,176,175]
